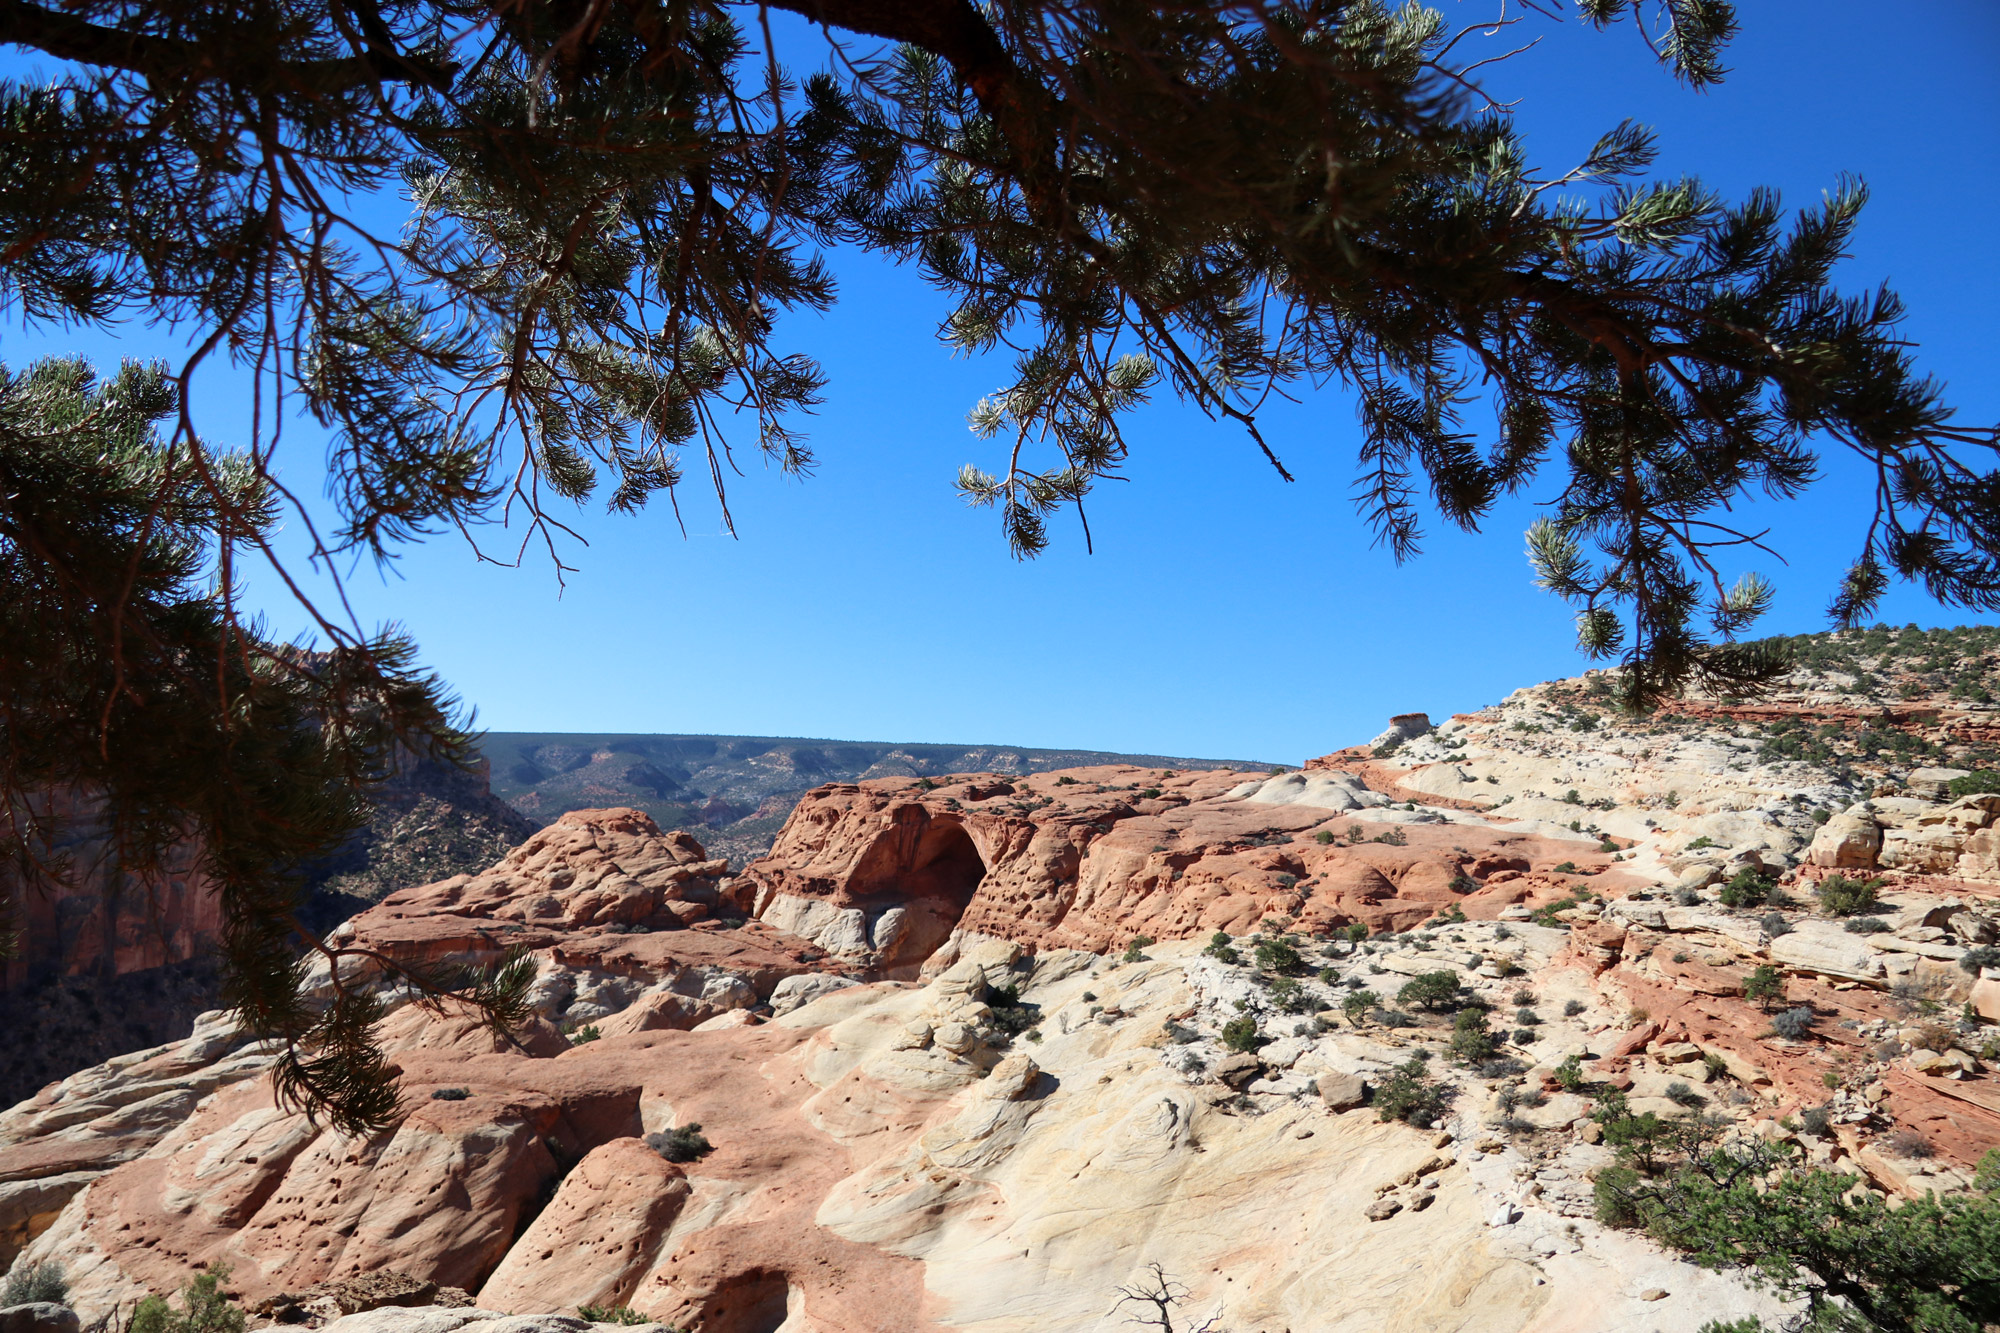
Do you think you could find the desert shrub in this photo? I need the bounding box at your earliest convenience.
[430,1087,470,1101]
[1478,1057,1527,1079]
[1515,1007,1540,1026]
[1675,886,1701,906]
[567,1023,602,1045]
[131,1266,244,1333]
[1448,1009,1496,1064]
[1315,829,1335,844]
[1317,966,1338,986]
[1798,1106,1832,1137]
[1254,937,1306,976]
[2,1261,68,1308]
[1267,977,1313,1014]
[1448,873,1478,894]
[1672,950,1692,963]
[1512,988,1538,1005]
[1814,874,1883,917]
[1375,827,1408,846]
[578,1308,651,1326]
[1718,869,1774,909]
[1845,916,1891,934]
[1553,1055,1585,1092]
[1220,1017,1263,1052]
[1882,1128,1935,1160]
[1341,990,1378,1025]
[1509,1028,1534,1044]
[984,985,1042,1042]
[1397,971,1463,1012]
[1961,944,2000,976]
[1563,999,1586,1018]
[1703,1053,1731,1080]
[1770,1006,1816,1040]
[1743,964,1784,1010]
[1374,1057,1446,1128]
[1553,860,1580,874]
[1494,923,1513,940]
[1204,931,1241,965]
[1664,1082,1705,1108]
[1760,912,1793,938]
[1055,776,1077,786]
[1594,1164,1644,1226]
[646,1124,713,1163]
[1122,935,1155,963]
[1164,1023,1198,1045]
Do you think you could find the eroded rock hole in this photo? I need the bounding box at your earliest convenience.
[856,820,986,978]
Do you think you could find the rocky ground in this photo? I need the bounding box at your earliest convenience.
[4,625,2000,1333]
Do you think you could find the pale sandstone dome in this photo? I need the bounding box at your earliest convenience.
[4,663,2000,1331]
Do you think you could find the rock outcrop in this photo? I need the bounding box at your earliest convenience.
[737,766,1636,974]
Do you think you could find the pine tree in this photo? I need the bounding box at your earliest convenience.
[4,0,1999,1128]
[0,359,532,1133]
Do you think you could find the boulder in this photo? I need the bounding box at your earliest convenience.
[1316,1073,1368,1112]
[1807,813,1881,870]
[1769,924,1883,982]
[0,1307,78,1333]
[767,973,860,1016]
[1213,1052,1264,1090]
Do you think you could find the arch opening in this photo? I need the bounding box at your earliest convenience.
[851,819,986,979]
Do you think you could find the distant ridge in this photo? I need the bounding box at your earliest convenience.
[478,731,1279,868]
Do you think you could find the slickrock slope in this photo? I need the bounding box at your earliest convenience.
[4,930,1796,1333]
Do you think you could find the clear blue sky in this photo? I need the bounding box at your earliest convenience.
[4,1,1997,763]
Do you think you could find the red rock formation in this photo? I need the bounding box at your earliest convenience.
[739,767,1635,969]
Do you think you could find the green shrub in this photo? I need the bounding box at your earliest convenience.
[1122,935,1154,963]
[1344,922,1370,943]
[1341,989,1378,1026]
[646,1124,713,1163]
[1397,971,1463,1012]
[1448,1009,1496,1064]
[1815,874,1882,917]
[2,1261,68,1308]
[1743,964,1784,1010]
[131,1267,244,1333]
[429,1087,470,1101]
[1846,916,1891,935]
[1718,869,1774,908]
[1268,977,1312,1014]
[578,1308,652,1326]
[567,1023,602,1045]
[1374,1057,1446,1127]
[1204,931,1241,965]
[1220,1016,1263,1052]
[1553,1055,1585,1092]
[1760,911,1792,937]
[1563,999,1585,1017]
[1315,829,1335,844]
[1253,937,1306,976]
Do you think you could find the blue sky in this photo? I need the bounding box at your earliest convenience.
[4,1,1998,763]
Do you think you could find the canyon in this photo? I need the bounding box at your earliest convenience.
[5,626,2000,1332]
